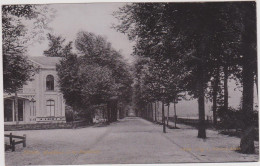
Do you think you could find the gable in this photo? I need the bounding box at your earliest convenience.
[28,56,62,68]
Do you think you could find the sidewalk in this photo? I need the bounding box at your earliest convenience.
[160,120,259,162]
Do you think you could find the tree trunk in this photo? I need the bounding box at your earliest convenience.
[14,91,19,125]
[148,103,150,120]
[239,3,256,153]
[146,104,148,119]
[212,70,219,126]
[72,105,76,127]
[166,105,169,127]
[255,74,258,97]
[174,100,177,128]
[151,103,153,121]
[103,106,105,119]
[197,64,206,138]
[107,103,110,124]
[147,104,149,119]
[224,65,229,111]
[162,101,166,133]
[88,111,93,124]
[118,106,121,119]
[240,54,255,154]
[154,102,157,122]
[115,100,118,121]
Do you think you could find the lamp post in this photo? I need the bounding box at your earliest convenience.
[161,86,166,133]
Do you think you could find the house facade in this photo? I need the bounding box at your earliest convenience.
[4,56,66,124]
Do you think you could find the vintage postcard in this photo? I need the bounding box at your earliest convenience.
[1,0,259,165]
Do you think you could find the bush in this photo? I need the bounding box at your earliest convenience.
[217,106,258,130]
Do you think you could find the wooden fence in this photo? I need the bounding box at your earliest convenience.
[5,133,26,151]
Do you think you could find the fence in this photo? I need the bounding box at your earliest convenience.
[4,133,26,151]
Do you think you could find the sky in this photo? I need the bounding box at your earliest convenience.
[27,3,135,63]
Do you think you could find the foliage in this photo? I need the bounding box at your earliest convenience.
[114,2,257,140]
[2,5,39,93]
[3,54,35,93]
[78,63,117,105]
[114,2,248,96]
[218,107,258,130]
[56,31,133,118]
[44,33,66,57]
[56,44,82,110]
[75,31,133,105]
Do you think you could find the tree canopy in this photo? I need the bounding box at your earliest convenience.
[2,5,52,93]
[55,31,133,121]
[114,2,257,153]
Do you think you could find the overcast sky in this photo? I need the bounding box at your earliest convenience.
[27,3,135,63]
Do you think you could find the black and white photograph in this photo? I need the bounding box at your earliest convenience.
[1,0,259,165]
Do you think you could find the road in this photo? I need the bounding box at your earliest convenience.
[73,117,200,164]
[4,117,258,165]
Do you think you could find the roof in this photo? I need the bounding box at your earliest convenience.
[29,56,62,67]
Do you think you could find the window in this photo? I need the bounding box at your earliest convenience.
[46,75,54,91]
[4,99,24,122]
[46,100,55,117]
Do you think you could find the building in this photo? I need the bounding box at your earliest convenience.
[4,56,66,124]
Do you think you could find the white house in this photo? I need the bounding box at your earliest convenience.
[4,56,66,124]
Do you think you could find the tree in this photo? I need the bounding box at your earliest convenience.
[75,31,133,122]
[56,31,133,123]
[56,41,115,122]
[210,69,220,125]
[56,42,82,122]
[239,2,257,154]
[132,57,149,117]
[3,5,37,93]
[44,33,66,57]
[2,5,46,124]
[131,53,185,132]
